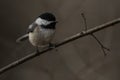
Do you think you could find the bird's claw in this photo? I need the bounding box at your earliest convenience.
[49,43,56,49]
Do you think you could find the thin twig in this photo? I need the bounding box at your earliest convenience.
[81,13,87,30]
[0,18,120,75]
[81,13,110,56]
[91,34,110,56]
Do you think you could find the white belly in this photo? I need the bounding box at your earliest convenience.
[29,27,55,47]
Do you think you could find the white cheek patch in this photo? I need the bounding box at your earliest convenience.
[35,18,53,26]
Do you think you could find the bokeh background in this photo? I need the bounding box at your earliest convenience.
[0,0,120,80]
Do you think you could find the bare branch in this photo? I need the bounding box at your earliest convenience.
[81,13,110,56]
[0,18,120,75]
[81,13,88,30]
[91,34,110,56]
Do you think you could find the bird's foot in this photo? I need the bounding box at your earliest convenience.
[49,43,56,49]
[36,47,40,53]
[49,43,58,51]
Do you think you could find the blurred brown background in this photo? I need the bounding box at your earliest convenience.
[0,0,120,80]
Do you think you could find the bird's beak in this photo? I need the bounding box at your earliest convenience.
[54,21,58,23]
[51,21,58,24]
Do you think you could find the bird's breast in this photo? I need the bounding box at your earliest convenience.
[29,27,55,47]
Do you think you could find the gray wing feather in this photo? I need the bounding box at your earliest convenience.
[27,23,38,33]
[16,34,29,43]
[16,23,37,43]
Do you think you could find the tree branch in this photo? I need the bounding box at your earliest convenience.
[81,13,110,56]
[0,18,120,75]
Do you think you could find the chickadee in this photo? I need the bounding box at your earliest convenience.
[16,12,58,52]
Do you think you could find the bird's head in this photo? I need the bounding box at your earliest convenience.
[35,12,58,29]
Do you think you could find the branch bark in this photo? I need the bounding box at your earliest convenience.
[0,18,120,75]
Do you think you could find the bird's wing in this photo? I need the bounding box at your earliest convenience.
[16,34,29,43]
[27,23,38,33]
[16,23,38,43]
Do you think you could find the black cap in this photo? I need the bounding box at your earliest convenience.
[39,12,56,21]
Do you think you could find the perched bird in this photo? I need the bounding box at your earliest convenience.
[16,12,58,52]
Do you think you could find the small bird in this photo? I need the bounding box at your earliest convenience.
[16,12,58,52]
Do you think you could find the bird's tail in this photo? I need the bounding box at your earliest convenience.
[16,34,29,43]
